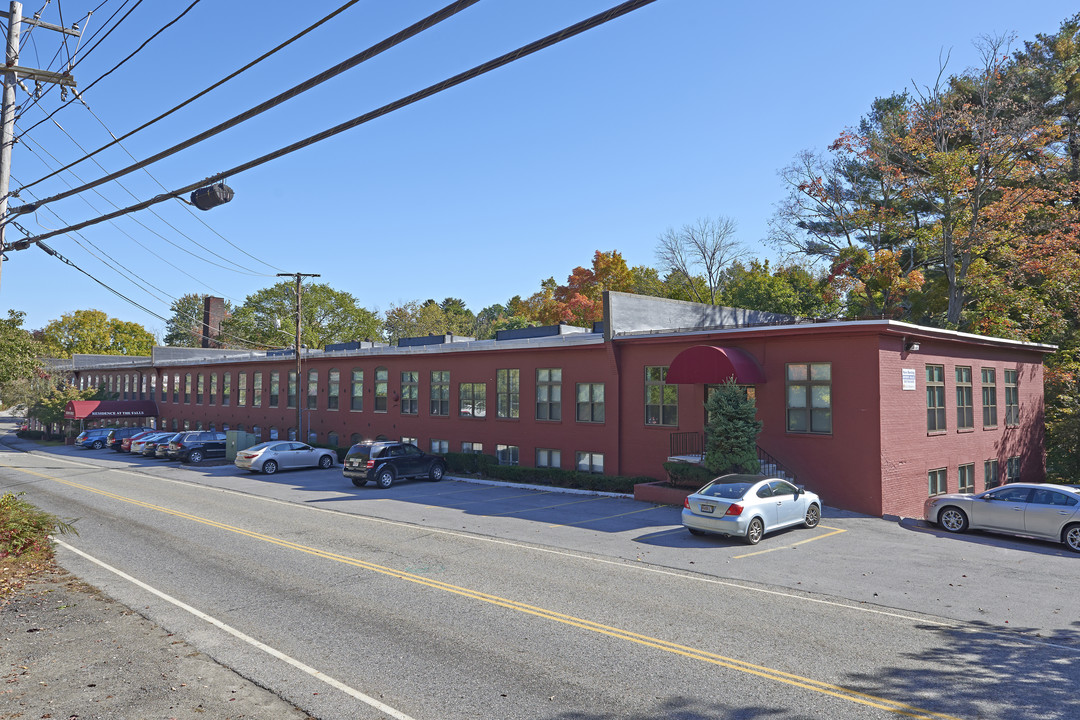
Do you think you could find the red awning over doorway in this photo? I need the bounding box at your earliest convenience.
[64,400,159,420]
[665,345,765,384]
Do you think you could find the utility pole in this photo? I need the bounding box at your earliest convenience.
[277,272,319,441]
[0,1,79,291]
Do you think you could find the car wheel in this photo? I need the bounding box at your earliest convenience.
[318,454,333,469]
[687,527,706,536]
[1063,524,1080,553]
[350,477,367,488]
[91,440,104,450]
[939,507,969,533]
[745,517,764,545]
[375,468,395,489]
[188,450,204,464]
[428,462,445,481]
[262,460,278,475]
[804,503,820,528]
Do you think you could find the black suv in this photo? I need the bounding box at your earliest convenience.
[343,441,446,488]
[105,426,154,451]
[168,431,227,463]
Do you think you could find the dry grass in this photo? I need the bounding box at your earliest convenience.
[0,492,67,603]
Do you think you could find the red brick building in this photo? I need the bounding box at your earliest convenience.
[63,292,1054,518]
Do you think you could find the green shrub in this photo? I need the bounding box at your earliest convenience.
[444,452,498,475]
[15,430,44,440]
[663,461,717,489]
[480,464,651,494]
[0,492,77,558]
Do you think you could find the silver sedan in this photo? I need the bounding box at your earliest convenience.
[925,483,1080,552]
[235,441,336,475]
[681,474,821,544]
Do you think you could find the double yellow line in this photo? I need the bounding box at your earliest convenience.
[31,467,961,720]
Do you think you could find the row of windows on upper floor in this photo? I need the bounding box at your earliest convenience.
[78,361,1026,438]
[80,367,681,426]
[926,366,1020,433]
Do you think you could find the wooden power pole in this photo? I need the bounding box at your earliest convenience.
[0,1,79,291]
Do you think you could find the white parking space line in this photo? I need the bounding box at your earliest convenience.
[53,538,418,720]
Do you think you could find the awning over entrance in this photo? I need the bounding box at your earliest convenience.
[665,345,765,384]
[64,400,159,420]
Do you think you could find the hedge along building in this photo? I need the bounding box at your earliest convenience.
[65,292,1054,519]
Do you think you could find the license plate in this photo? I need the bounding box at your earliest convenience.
[700,504,715,514]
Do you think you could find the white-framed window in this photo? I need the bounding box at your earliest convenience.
[645,366,678,426]
[536,368,561,421]
[928,468,947,496]
[536,448,561,468]
[958,463,975,493]
[576,451,604,474]
[496,444,519,465]
[787,363,831,434]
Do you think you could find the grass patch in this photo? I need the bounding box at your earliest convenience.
[0,492,77,602]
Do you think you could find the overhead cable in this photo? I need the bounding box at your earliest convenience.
[76,100,285,273]
[15,0,141,124]
[7,0,659,249]
[12,0,481,211]
[17,0,363,195]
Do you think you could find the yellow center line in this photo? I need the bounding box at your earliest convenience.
[16,466,959,720]
[734,526,847,559]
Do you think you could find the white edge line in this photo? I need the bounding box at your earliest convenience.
[52,537,417,720]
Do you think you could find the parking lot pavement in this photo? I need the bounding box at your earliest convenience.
[9,438,1080,644]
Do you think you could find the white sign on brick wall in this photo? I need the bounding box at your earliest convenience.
[902,368,916,390]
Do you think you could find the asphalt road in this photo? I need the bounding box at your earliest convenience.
[3,438,1079,719]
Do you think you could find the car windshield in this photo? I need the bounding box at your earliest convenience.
[700,482,753,500]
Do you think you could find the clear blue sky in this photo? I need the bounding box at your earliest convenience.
[2,0,1076,340]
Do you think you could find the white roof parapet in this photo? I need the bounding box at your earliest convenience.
[603,291,799,339]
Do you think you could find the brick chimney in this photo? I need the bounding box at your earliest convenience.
[201,296,226,348]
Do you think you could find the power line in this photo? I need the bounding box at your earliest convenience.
[5,0,660,249]
[11,0,482,212]
[14,0,164,131]
[19,124,271,276]
[17,0,363,196]
[15,0,137,125]
[75,100,285,274]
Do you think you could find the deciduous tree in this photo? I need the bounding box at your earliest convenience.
[40,310,155,358]
[221,281,381,350]
[656,216,747,305]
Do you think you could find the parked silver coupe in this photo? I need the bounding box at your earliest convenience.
[925,483,1080,552]
[234,441,336,475]
[681,474,821,544]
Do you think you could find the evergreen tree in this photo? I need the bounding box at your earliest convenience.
[703,380,762,475]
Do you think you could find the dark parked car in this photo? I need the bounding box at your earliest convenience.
[106,426,154,452]
[343,441,446,488]
[141,432,179,458]
[169,431,227,463]
[75,427,117,450]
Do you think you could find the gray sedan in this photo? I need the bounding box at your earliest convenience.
[234,441,336,475]
[681,474,821,544]
[925,482,1080,552]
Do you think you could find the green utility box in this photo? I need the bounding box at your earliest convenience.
[226,430,259,461]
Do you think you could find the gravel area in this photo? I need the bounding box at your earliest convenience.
[1,569,313,720]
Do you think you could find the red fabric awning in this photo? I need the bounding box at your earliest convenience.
[666,345,765,385]
[64,400,159,420]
